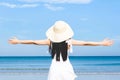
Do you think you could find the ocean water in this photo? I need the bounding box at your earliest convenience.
[0,56,120,80]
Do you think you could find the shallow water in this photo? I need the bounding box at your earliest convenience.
[0,56,120,80]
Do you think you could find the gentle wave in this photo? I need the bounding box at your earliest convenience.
[0,68,49,73]
[83,63,120,66]
[0,68,49,70]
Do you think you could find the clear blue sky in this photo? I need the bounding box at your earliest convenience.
[0,0,120,56]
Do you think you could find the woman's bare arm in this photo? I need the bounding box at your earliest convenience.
[72,38,113,46]
[8,37,50,45]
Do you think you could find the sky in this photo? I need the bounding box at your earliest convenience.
[0,0,120,56]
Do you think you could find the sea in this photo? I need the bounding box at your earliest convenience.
[0,56,120,80]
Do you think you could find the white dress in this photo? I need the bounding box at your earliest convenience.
[48,54,77,80]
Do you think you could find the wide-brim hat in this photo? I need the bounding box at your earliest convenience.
[46,21,74,42]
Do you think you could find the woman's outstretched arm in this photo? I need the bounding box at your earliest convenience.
[8,37,50,45]
[72,38,113,46]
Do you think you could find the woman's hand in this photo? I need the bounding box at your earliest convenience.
[9,37,20,44]
[101,38,113,46]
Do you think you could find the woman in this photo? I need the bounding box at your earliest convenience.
[9,21,113,80]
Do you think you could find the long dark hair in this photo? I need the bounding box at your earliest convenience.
[49,41,68,61]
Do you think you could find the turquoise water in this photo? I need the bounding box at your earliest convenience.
[0,56,120,80]
[0,56,120,72]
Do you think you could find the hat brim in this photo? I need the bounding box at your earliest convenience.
[46,25,74,42]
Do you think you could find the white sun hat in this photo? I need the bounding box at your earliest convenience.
[46,21,74,42]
